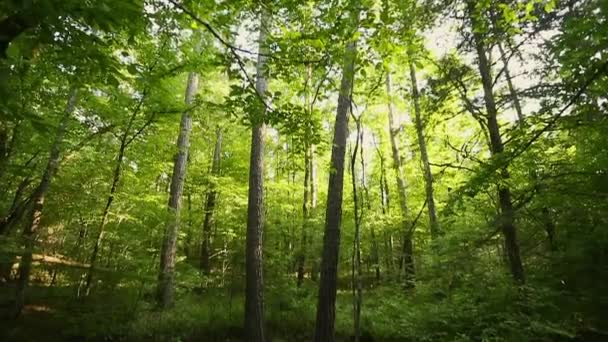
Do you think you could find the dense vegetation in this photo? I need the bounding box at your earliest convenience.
[1,0,607,341]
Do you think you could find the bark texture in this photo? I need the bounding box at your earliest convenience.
[244,10,269,342]
[297,145,311,287]
[314,39,357,342]
[157,72,198,308]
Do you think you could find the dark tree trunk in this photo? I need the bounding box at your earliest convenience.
[201,127,222,274]
[81,93,149,297]
[14,88,77,317]
[157,72,198,308]
[244,10,269,342]
[309,144,318,281]
[314,38,357,342]
[297,144,310,287]
[350,117,363,342]
[469,1,525,283]
[542,207,556,251]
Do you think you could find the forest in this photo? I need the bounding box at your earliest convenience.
[0,0,607,341]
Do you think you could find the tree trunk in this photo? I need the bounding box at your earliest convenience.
[358,128,379,281]
[350,118,363,342]
[309,143,318,281]
[81,101,141,298]
[244,10,269,342]
[409,62,440,239]
[469,1,525,283]
[314,38,357,342]
[157,72,198,308]
[201,127,222,274]
[297,144,310,287]
[14,88,77,317]
[385,72,415,287]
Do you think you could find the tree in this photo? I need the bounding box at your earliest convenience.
[467,0,525,283]
[244,8,270,342]
[314,22,359,342]
[157,72,199,308]
[409,62,439,238]
[200,127,222,274]
[385,72,415,287]
[14,88,77,316]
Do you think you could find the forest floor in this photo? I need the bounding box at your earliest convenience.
[0,282,390,341]
[1,277,607,341]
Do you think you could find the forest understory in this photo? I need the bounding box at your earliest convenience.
[1,0,608,341]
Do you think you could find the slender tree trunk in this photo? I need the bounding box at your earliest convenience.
[469,2,525,283]
[157,72,198,308]
[314,38,357,342]
[80,95,147,297]
[297,144,311,287]
[201,127,222,274]
[309,143,318,281]
[542,207,556,251]
[350,118,363,342]
[374,135,393,275]
[14,88,77,317]
[385,72,415,287]
[409,62,440,239]
[244,10,269,342]
[359,128,379,281]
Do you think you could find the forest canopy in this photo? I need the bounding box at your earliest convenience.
[1,0,607,341]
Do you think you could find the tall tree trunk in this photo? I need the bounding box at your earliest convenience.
[244,10,269,342]
[350,118,363,342]
[385,72,415,287]
[469,2,525,283]
[81,102,141,297]
[373,134,393,274]
[359,128,379,281]
[157,72,198,308]
[201,127,222,274]
[14,88,77,316]
[314,37,357,342]
[409,62,440,239]
[309,143,318,281]
[297,144,311,287]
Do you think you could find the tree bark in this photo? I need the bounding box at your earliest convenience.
[385,72,415,287]
[469,1,525,283]
[14,88,77,317]
[314,38,357,342]
[244,10,269,342]
[350,118,363,342]
[157,72,198,308]
[297,144,310,287]
[409,62,440,239]
[201,127,222,274]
